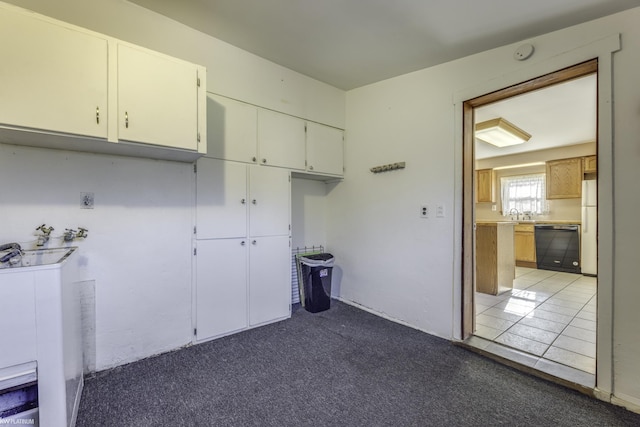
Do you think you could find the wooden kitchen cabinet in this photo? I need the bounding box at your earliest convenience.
[583,155,597,174]
[476,169,494,203]
[0,5,108,139]
[546,157,583,199]
[514,223,537,268]
[257,109,306,170]
[476,222,515,295]
[305,122,344,177]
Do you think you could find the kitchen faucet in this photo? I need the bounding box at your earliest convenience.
[509,208,520,221]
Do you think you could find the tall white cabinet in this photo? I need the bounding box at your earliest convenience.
[195,158,291,342]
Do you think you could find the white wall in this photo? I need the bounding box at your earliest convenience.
[0,144,193,369]
[0,0,344,371]
[331,8,640,408]
[291,178,328,250]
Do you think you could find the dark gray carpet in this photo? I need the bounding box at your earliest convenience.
[77,301,640,426]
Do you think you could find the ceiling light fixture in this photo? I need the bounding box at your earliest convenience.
[475,118,531,148]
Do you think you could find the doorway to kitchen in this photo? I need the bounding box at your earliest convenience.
[461,60,598,388]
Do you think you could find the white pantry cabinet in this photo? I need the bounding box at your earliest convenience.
[305,122,344,177]
[195,238,248,340]
[195,158,290,239]
[248,235,291,326]
[257,109,306,170]
[196,159,248,239]
[195,157,291,342]
[195,235,290,340]
[0,7,108,138]
[0,3,207,161]
[206,94,258,163]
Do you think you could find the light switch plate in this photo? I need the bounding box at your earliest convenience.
[436,204,445,218]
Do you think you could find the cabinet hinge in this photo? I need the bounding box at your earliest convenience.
[197,132,201,143]
[193,163,197,173]
[193,248,197,256]
[197,77,201,87]
[193,226,197,234]
[194,328,197,336]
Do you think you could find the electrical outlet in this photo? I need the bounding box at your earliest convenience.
[420,204,429,218]
[436,204,445,218]
[491,204,497,211]
[80,192,94,209]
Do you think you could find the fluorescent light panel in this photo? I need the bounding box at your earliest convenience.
[476,118,531,147]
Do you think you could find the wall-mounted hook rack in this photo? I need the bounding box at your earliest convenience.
[370,161,406,174]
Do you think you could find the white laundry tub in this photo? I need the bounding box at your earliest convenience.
[0,247,83,427]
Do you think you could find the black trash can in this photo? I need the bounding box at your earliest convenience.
[299,253,334,313]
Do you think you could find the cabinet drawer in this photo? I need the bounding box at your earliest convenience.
[514,224,534,232]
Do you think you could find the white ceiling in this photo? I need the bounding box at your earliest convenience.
[126,0,617,159]
[127,0,639,90]
[475,74,597,160]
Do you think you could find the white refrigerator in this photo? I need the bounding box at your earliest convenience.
[581,179,597,275]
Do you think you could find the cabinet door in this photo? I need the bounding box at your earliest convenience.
[249,166,291,237]
[514,231,536,263]
[195,239,248,341]
[206,94,258,163]
[257,109,306,170]
[117,44,199,150]
[0,8,108,138]
[475,169,494,203]
[196,158,247,239]
[249,236,291,326]
[546,158,582,199]
[306,122,344,176]
[583,155,597,174]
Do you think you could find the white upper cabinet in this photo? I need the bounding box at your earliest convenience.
[0,3,206,161]
[206,94,258,163]
[257,109,306,170]
[305,122,344,176]
[117,44,202,151]
[0,8,108,138]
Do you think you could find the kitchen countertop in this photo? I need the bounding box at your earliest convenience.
[476,219,581,225]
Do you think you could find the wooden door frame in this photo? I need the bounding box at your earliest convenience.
[461,59,598,339]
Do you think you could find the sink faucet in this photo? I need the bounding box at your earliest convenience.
[509,208,520,221]
[36,224,54,246]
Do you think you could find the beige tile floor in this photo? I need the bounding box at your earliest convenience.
[471,267,597,387]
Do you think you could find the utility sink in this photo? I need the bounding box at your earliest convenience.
[0,247,76,269]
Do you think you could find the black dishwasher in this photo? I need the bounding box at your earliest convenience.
[534,224,581,274]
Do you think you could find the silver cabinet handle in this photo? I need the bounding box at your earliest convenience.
[252,199,257,205]
[241,241,246,246]
[241,199,246,204]
[125,111,129,128]
[252,240,257,245]
[252,157,257,162]
[262,158,267,164]
[96,107,100,124]
[309,165,314,171]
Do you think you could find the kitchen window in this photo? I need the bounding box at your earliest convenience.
[501,173,548,216]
